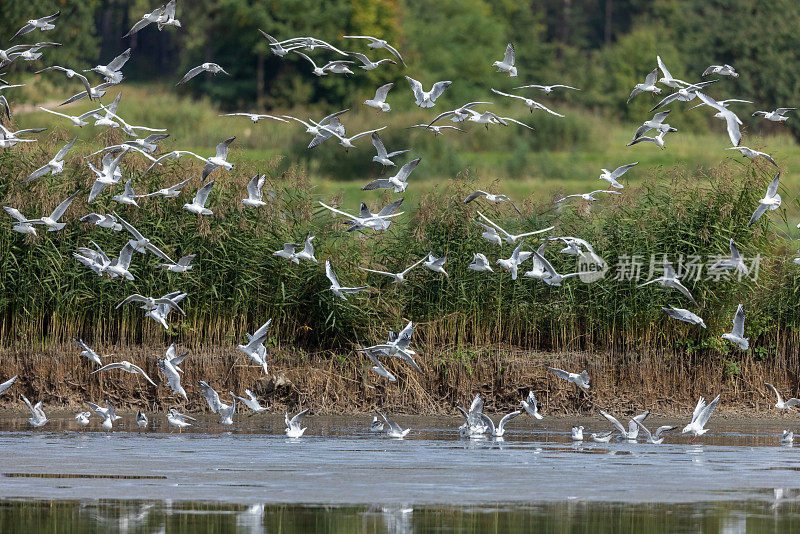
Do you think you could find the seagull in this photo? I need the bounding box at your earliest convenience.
[87,151,125,202]
[626,130,671,149]
[123,133,170,153]
[427,101,493,124]
[112,179,140,207]
[145,292,187,330]
[323,59,356,76]
[591,431,614,443]
[199,381,236,425]
[156,0,181,30]
[649,80,717,112]
[116,293,186,317]
[556,190,622,203]
[752,107,796,123]
[39,190,79,232]
[490,89,563,116]
[364,83,394,112]
[687,98,752,112]
[75,411,91,427]
[94,103,168,138]
[319,198,404,232]
[710,238,749,275]
[167,408,195,432]
[73,241,113,277]
[37,106,100,128]
[726,146,777,166]
[655,55,689,88]
[764,383,800,410]
[164,344,189,372]
[4,206,43,235]
[124,5,165,37]
[496,240,532,281]
[597,162,638,189]
[12,11,60,40]
[219,112,287,123]
[361,322,422,374]
[86,400,121,430]
[183,180,215,216]
[325,260,366,300]
[548,236,596,256]
[371,132,409,167]
[694,93,742,146]
[405,76,451,108]
[702,64,738,77]
[627,68,661,103]
[115,215,173,262]
[572,426,584,441]
[0,124,46,147]
[285,408,309,438]
[632,111,677,141]
[548,367,590,389]
[634,420,676,444]
[514,83,580,94]
[781,430,794,444]
[59,81,115,106]
[359,257,425,284]
[721,305,749,350]
[341,35,406,66]
[176,62,229,85]
[480,411,521,437]
[197,137,235,180]
[682,394,721,438]
[377,410,410,438]
[322,127,386,151]
[369,416,385,432]
[476,211,553,245]
[242,174,268,207]
[257,30,304,57]
[274,233,316,264]
[35,66,93,100]
[136,410,148,428]
[0,375,18,396]
[424,253,448,277]
[230,390,267,413]
[86,48,130,84]
[283,110,349,148]
[464,190,520,213]
[522,244,551,281]
[364,349,396,382]
[91,360,156,386]
[530,247,593,286]
[141,177,193,199]
[748,172,781,227]
[468,253,493,273]
[458,395,490,437]
[637,259,697,304]
[158,358,187,400]
[237,319,272,374]
[73,338,103,365]
[361,158,421,193]
[292,51,327,76]
[407,123,464,135]
[600,410,650,440]
[492,43,517,77]
[349,52,395,70]
[662,306,706,328]
[21,394,47,427]
[520,391,543,419]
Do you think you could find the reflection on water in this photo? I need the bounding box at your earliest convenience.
[0,498,798,533]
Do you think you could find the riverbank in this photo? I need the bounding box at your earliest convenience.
[1,342,796,416]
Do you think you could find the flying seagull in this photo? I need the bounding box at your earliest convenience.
[319,198,404,232]
[555,190,622,203]
[361,158,421,193]
[35,66,93,101]
[662,306,706,328]
[492,43,517,77]
[349,52,395,71]
[273,233,316,264]
[230,389,267,413]
[480,411,521,437]
[285,408,310,438]
[764,383,800,410]
[219,112,287,123]
[325,260,366,300]
[695,93,742,146]
[405,76,451,108]
[21,394,47,427]
[752,107,796,123]
[682,394,721,438]
[702,64,738,77]
[548,367,590,389]
[4,206,43,235]
[627,68,661,103]
[514,83,580,94]
[748,172,781,227]
[476,211,553,245]
[12,11,60,40]
[721,304,749,350]
[490,89,563,116]
[370,132,409,167]
[468,253,493,273]
[710,238,749,275]
[91,360,156,386]
[626,130,672,149]
[183,180,215,216]
[632,111,677,141]
[86,48,130,84]
[634,420,676,444]
[199,381,236,425]
[341,35,406,67]
[364,83,394,112]
[637,259,697,304]
[359,257,425,284]
[464,190,521,213]
[520,390,543,419]
[73,337,103,365]
[176,63,229,85]
[158,358,187,400]
[600,410,650,440]
[242,174,268,207]
[141,177,193,199]
[236,319,271,374]
[726,146,777,166]
[39,190,79,232]
[598,162,638,189]
[124,5,165,37]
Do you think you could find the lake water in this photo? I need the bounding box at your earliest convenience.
[0,413,798,532]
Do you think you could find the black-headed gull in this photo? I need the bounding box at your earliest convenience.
[702,64,738,77]
[158,358,187,400]
[407,123,464,135]
[136,410,148,428]
[371,132,409,167]
[92,360,156,385]
[721,304,749,350]
[319,198,404,232]
[39,190,79,232]
[637,259,696,304]
[80,213,122,231]
[424,253,448,277]
[285,408,310,438]
[364,349,396,382]
[86,400,121,430]
[75,411,91,427]
[710,238,749,275]
[490,88,563,116]
[364,83,394,112]
[464,190,520,213]
[600,410,649,440]
[12,11,60,40]
[662,306,706,328]
[124,5,165,37]
[752,107,796,123]
[632,111,677,141]
[468,253,493,273]
[237,319,271,374]
[341,35,406,67]
[4,206,43,235]
[695,93,742,146]
[231,389,267,413]
[634,420,676,444]
[648,80,717,112]
[183,180,215,216]
[176,62,229,85]
[591,431,614,443]
[242,174,268,207]
[199,381,236,425]
[361,158,421,193]
[156,0,181,30]
[627,68,661,103]
[480,410,521,437]
[764,383,799,410]
[349,51,395,71]
[556,189,622,203]
[320,126,386,151]
[682,394,721,438]
[21,394,47,427]
[36,66,92,99]
[457,395,488,436]
[359,257,425,284]
[325,260,366,300]
[405,76,451,108]
[520,390,543,419]
[361,322,422,374]
[369,416,384,432]
[548,367,590,389]
[514,83,579,94]
[492,43,517,77]
[274,234,316,264]
[572,426,584,441]
[781,430,794,444]
[111,179,140,207]
[377,410,410,438]
[37,106,98,127]
[748,172,781,227]
[86,48,130,83]
[167,408,195,432]
[496,240,531,281]
[73,337,103,365]
[726,146,777,166]
[598,162,638,189]
[655,55,689,88]
[476,211,553,244]
[219,112,287,123]
[626,130,671,149]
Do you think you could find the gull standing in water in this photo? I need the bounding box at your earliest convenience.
[230,390,267,413]
[183,180,215,216]
[764,383,800,410]
[285,408,310,438]
[23,137,77,183]
[377,410,410,438]
[371,132,409,167]
[548,367,590,389]
[167,409,195,432]
[781,430,794,444]
[492,43,517,77]
[39,190,79,232]
[468,253,493,273]
[91,360,156,386]
[325,260,366,300]
[520,391,544,419]
[457,395,489,437]
[748,172,781,227]
[490,89,563,116]
[634,420,676,444]
[591,431,614,443]
[600,410,650,440]
[480,410,521,437]
[662,306,706,328]
[572,426,584,441]
[75,411,91,427]
[405,76,451,108]
[364,83,394,112]
[361,158,421,193]
[627,68,661,103]
[710,239,749,275]
[598,162,638,189]
[21,395,47,427]
[682,394,721,439]
[136,411,148,428]
[73,338,103,365]
[176,63,229,85]
[0,375,18,396]
[637,259,697,304]
[726,146,778,166]
[199,381,236,425]
[369,416,384,432]
[721,305,749,350]
[464,191,521,213]
[359,257,425,284]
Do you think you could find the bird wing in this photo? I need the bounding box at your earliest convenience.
[766,172,781,197]
[53,136,78,162]
[775,108,797,114]
[404,76,425,103]
[634,419,653,441]
[649,92,682,113]
[290,408,310,426]
[0,375,17,395]
[656,55,673,80]
[215,136,235,159]
[361,179,392,191]
[464,190,488,203]
[176,65,206,85]
[600,410,628,435]
[378,197,404,217]
[696,394,721,427]
[50,190,79,220]
[429,81,452,102]
[199,380,222,412]
[371,132,388,157]
[748,203,769,227]
[325,260,340,287]
[373,82,393,101]
[194,180,215,205]
[318,201,356,220]
[395,158,421,181]
[644,67,659,87]
[23,164,52,183]
[547,367,571,381]
[107,48,132,71]
[498,410,521,432]
[732,304,746,337]
[250,318,273,342]
[611,162,638,179]
[476,211,510,238]
[503,43,515,65]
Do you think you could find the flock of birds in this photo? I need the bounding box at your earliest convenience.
[0,4,798,443]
